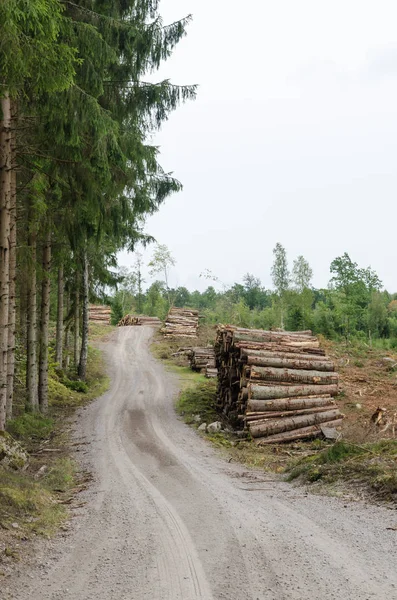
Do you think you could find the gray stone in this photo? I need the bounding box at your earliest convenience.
[381,357,397,371]
[207,421,222,433]
[197,423,207,432]
[0,432,28,470]
[320,425,341,441]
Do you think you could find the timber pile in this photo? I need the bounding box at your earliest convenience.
[89,305,111,324]
[162,307,199,338]
[118,314,161,327]
[214,326,343,444]
[190,347,218,378]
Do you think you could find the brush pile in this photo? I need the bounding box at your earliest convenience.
[190,347,218,378]
[214,326,343,444]
[118,314,161,327]
[89,305,111,324]
[162,307,199,338]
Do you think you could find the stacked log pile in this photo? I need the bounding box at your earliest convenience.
[118,315,161,327]
[214,326,342,444]
[89,305,111,324]
[162,307,199,338]
[190,347,218,378]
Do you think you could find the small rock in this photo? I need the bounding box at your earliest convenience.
[0,432,28,470]
[34,465,48,479]
[198,423,207,432]
[381,357,397,371]
[355,403,362,409]
[11,522,19,529]
[320,425,341,440]
[207,421,222,433]
[236,430,248,438]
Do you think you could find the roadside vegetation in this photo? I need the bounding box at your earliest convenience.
[152,324,397,504]
[0,332,110,576]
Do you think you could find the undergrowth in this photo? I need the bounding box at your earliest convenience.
[0,458,76,539]
[176,378,218,425]
[287,440,397,500]
[1,334,110,566]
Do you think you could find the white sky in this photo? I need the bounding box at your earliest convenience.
[118,0,397,292]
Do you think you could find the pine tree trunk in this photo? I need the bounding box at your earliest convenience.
[74,285,80,368]
[64,292,70,369]
[78,250,89,380]
[26,216,38,409]
[38,229,51,412]
[6,101,17,420]
[55,265,64,367]
[0,93,12,430]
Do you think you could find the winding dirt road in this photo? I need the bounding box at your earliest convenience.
[6,327,397,600]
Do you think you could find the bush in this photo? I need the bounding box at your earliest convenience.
[62,379,88,393]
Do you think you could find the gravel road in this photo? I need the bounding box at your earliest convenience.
[5,327,397,600]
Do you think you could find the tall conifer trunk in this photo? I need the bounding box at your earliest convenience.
[74,283,80,368]
[38,228,51,412]
[26,206,38,409]
[55,265,64,367]
[7,101,17,420]
[64,292,70,369]
[78,250,89,380]
[0,93,12,429]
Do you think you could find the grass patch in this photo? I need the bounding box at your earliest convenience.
[176,378,218,425]
[287,440,397,501]
[0,457,76,537]
[7,414,54,444]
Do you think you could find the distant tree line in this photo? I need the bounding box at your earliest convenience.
[111,243,396,347]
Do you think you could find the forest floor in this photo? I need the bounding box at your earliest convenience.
[3,326,397,600]
[151,326,397,504]
[0,325,111,585]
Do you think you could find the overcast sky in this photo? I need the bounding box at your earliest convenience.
[118,0,397,292]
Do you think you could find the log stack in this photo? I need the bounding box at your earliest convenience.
[89,305,111,324]
[118,314,161,327]
[214,326,343,444]
[162,307,199,338]
[190,347,218,378]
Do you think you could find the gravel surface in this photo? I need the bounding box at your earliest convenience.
[4,327,397,600]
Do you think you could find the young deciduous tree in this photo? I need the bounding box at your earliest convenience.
[148,244,176,307]
[271,243,290,328]
[292,256,313,292]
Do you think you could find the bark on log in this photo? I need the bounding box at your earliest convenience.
[255,419,344,445]
[249,409,342,438]
[244,354,335,372]
[233,331,319,346]
[244,405,336,421]
[247,395,333,413]
[248,365,339,385]
[248,383,339,400]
